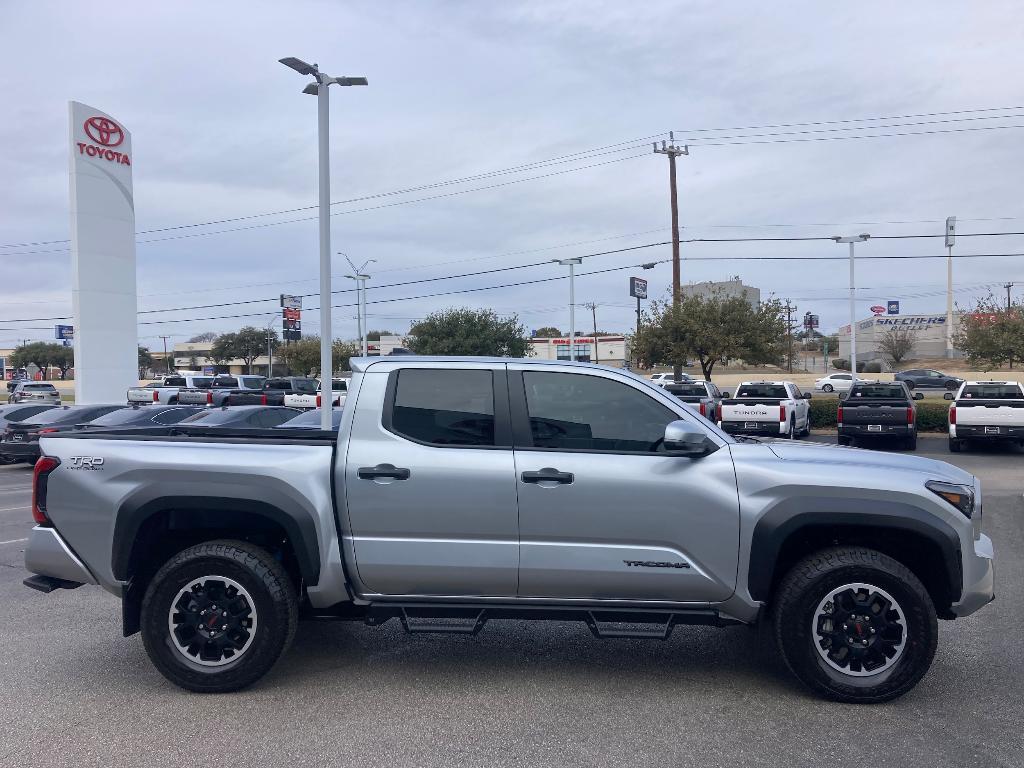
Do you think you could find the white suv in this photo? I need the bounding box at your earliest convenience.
[649,372,692,387]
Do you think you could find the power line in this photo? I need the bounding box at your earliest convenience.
[683,122,1024,148]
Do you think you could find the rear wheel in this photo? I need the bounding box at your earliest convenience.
[772,546,937,703]
[838,435,853,446]
[786,417,796,439]
[822,384,834,393]
[140,540,298,693]
[905,433,918,451]
[949,437,962,453]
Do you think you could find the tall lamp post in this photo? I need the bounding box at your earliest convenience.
[831,234,870,380]
[554,257,583,360]
[342,254,376,357]
[279,56,367,431]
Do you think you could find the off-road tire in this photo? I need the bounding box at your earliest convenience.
[141,540,298,693]
[949,438,962,453]
[837,435,853,446]
[905,433,918,451]
[771,546,937,704]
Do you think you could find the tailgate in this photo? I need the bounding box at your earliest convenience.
[127,388,156,403]
[225,393,264,406]
[955,400,1024,426]
[720,401,779,422]
[177,389,211,405]
[284,394,317,408]
[841,403,910,425]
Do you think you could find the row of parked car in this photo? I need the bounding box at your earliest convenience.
[652,372,1024,452]
[127,374,348,408]
[0,402,342,464]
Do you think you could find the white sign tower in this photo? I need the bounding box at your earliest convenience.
[68,102,138,403]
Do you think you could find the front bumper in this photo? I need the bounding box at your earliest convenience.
[951,533,995,617]
[950,424,1024,440]
[23,526,97,586]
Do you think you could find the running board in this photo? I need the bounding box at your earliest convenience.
[357,602,740,637]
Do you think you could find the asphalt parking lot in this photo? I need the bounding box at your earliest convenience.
[0,435,1021,767]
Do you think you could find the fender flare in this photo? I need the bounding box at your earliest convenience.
[112,494,321,586]
[747,498,962,603]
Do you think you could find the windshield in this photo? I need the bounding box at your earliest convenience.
[21,407,115,425]
[848,384,907,399]
[277,409,343,428]
[735,385,788,399]
[179,409,250,425]
[87,408,159,426]
[961,384,1024,400]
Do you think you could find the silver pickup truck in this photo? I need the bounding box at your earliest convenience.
[22,357,994,702]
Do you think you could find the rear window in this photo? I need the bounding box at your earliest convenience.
[961,384,1024,400]
[665,384,708,397]
[163,377,187,386]
[293,379,317,393]
[190,378,214,389]
[23,384,57,391]
[735,385,788,399]
[388,369,495,447]
[213,377,239,388]
[239,377,264,388]
[849,384,907,399]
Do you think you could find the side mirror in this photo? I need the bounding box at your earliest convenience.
[721,391,731,399]
[802,392,812,400]
[942,392,954,401]
[664,420,711,457]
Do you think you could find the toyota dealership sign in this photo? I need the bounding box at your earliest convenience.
[76,115,131,166]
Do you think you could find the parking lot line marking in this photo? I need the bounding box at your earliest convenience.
[0,538,28,545]
[0,505,29,512]
[0,486,32,493]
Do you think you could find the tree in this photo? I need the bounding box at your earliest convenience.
[631,293,787,380]
[954,295,1024,370]
[138,346,154,378]
[211,327,279,374]
[188,332,219,343]
[10,342,52,371]
[279,336,360,376]
[51,346,74,379]
[532,326,563,338]
[407,308,530,357]
[365,329,396,341]
[332,340,360,373]
[878,325,917,369]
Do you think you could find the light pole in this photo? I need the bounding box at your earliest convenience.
[280,56,367,430]
[342,254,376,357]
[554,257,583,360]
[831,234,870,380]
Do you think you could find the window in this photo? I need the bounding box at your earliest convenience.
[522,372,677,453]
[735,384,789,399]
[850,384,907,399]
[163,377,187,387]
[293,379,318,393]
[153,408,200,425]
[389,369,495,447]
[926,370,943,378]
[24,384,56,391]
[190,378,214,389]
[961,384,1023,400]
[834,374,852,381]
[665,383,710,397]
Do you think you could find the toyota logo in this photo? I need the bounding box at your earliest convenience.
[83,116,124,147]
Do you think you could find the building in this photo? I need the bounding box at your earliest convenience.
[837,313,962,364]
[681,277,760,308]
[527,336,628,366]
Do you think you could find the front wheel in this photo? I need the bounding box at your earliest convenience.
[772,547,937,703]
[140,540,298,693]
[822,384,834,393]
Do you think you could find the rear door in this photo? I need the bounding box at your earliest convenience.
[343,363,519,597]
[509,365,739,603]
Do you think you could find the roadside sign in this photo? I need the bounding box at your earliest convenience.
[870,305,886,315]
[281,295,302,341]
[280,294,302,310]
[629,277,648,299]
[887,301,900,315]
[54,324,74,340]
[803,312,819,329]
[945,216,956,248]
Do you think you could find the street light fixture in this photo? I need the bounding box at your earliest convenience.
[554,257,583,360]
[341,253,376,357]
[279,56,367,430]
[831,234,870,380]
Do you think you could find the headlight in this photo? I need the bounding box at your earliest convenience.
[925,480,974,518]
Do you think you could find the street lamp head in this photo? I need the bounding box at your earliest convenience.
[333,76,369,86]
[554,257,583,266]
[832,234,872,244]
[641,262,656,270]
[302,83,319,96]
[280,57,318,76]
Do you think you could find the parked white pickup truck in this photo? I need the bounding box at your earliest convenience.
[283,378,349,409]
[719,381,812,438]
[946,380,1024,452]
[127,375,215,405]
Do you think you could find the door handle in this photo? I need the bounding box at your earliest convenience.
[358,464,411,480]
[521,468,574,485]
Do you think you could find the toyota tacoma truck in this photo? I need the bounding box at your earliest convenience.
[838,381,923,450]
[177,375,267,407]
[946,380,1024,452]
[22,357,994,703]
[719,381,812,438]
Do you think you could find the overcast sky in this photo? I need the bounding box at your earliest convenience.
[3,0,1024,349]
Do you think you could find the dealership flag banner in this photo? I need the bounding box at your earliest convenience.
[69,102,138,403]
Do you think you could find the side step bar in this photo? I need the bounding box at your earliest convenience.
[23,574,83,594]
[355,602,741,639]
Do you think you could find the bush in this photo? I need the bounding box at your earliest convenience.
[862,361,883,373]
[830,359,871,372]
[831,358,849,370]
[807,396,949,432]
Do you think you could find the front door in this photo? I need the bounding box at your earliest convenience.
[510,366,740,603]
[344,363,519,597]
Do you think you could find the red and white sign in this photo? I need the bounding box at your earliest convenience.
[869,305,886,315]
[75,115,131,165]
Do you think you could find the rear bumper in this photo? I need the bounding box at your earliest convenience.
[0,440,40,460]
[950,424,1024,440]
[952,533,995,617]
[23,526,97,587]
[838,424,914,437]
[721,421,785,436]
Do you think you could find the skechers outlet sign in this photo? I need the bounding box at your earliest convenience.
[75,116,131,165]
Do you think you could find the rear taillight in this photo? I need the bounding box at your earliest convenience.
[37,428,58,435]
[949,406,956,425]
[907,406,915,425]
[779,405,786,422]
[837,405,843,426]
[32,456,60,525]
[316,394,322,407]
[260,394,268,405]
[206,391,213,405]
[153,390,159,402]
[699,402,706,417]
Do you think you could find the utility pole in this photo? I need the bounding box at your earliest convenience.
[945,216,956,357]
[654,132,688,381]
[784,301,795,373]
[583,302,600,364]
[159,335,171,373]
[1005,282,1014,310]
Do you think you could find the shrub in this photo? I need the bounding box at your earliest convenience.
[863,361,883,373]
[831,358,849,370]
[831,359,870,372]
